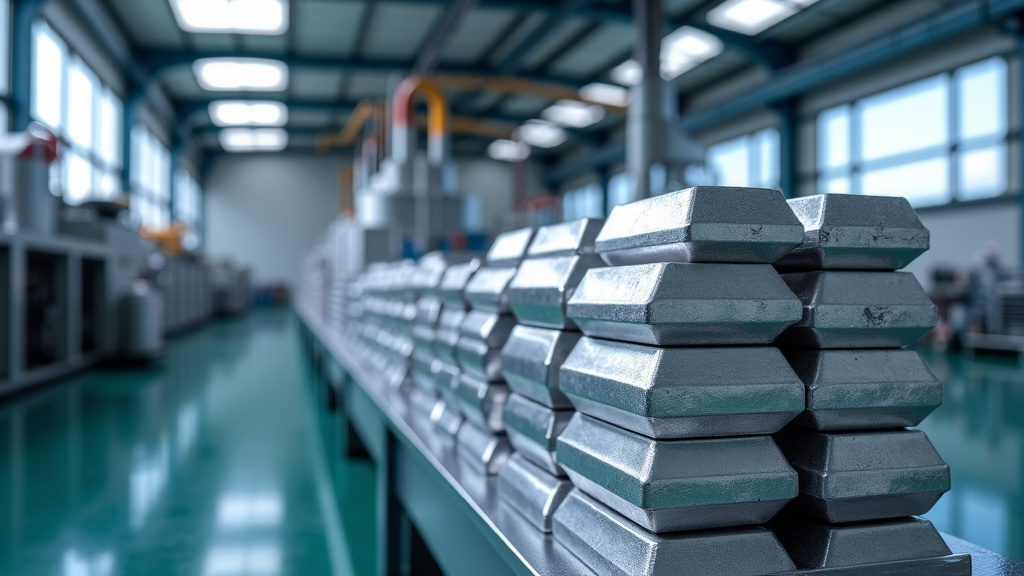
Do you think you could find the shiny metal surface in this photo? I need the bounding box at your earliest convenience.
[595,186,804,266]
[775,427,950,523]
[774,194,929,272]
[410,386,441,418]
[454,372,509,433]
[770,514,966,573]
[507,255,605,330]
[456,421,513,475]
[557,414,798,532]
[497,453,573,533]
[431,398,464,436]
[503,394,573,476]
[439,259,483,306]
[560,338,804,438]
[786,349,942,430]
[486,227,537,266]
[552,489,798,576]
[527,218,605,258]
[433,307,467,363]
[415,295,443,326]
[464,266,519,313]
[777,271,938,349]
[411,346,441,393]
[456,311,518,381]
[500,326,579,409]
[567,262,802,346]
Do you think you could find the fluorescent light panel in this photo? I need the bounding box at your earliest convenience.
[219,128,288,152]
[707,0,819,36]
[488,139,531,162]
[194,58,289,92]
[610,26,725,84]
[516,120,568,149]
[541,100,605,128]
[170,0,288,34]
[209,101,287,127]
[579,83,631,107]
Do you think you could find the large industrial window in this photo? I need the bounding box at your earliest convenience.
[706,128,780,189]
[174,168,203,248]
[563,182,604,220]
[131,125,171,230]
[816,57,1007,207]
[31,22,123,204]
[607,172,634,213]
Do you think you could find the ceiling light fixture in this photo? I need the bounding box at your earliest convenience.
[209,101,288,127]
[487,139,531,162]
[516,120,568,149]
[707,0,820,36]
[610,60,643,87]
[170,0,288,35]
[609,26,725,85]
[541,100,606,128]
[579,83,631,107]
[194,58,289,92]
[219,128,289,152]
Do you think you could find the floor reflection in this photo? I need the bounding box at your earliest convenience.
[919,349,1024,560]
[0,310,342,576]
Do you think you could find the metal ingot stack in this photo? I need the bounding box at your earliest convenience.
[496,218,605,533]
[355,262,418,395]
[553,187,809,576]
[429,256,482,435]
[455,227,535,475]
[770,194,970,574]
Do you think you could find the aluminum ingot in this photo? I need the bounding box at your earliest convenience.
[486,226,536,265]
[560,338,804,438]
[411,322,435,351]
[774,428,949,523]
[454,372,509,433]
[464,266,518,313]
[595,186,803,266]
[527,218,604,258]
[434,307,466,363]
[770,514,970,574]
[567,263,802,346]
[786,349,941,430]
[456,421,512,475]
[557,414,798,533]
[414,295,442,327]
[507,255,605,329]
[552,489,797,576]
[410,347,441,393]
[414,251,482,294]
[497,453,573,533]
[774,194,930,272]
[409,386,439,419]
[777,271,938,349]
[500,326,579,409]
[431,399,464,436]
[502,393,573,476]
[439,260,482,307]
[456,311,517,380]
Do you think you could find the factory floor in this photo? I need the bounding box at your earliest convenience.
[1,311,1023,576]
[0,308,375,576]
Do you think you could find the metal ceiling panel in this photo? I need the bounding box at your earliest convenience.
[520,17,591,70]
[499,94,550,117]
[488,13,546,66]
[295,1,366,56]
[768,0,901,43]
[548,22,633,79]
[665,0,710,16]
[440,8,518,65]
[362,3,443,59]
[287,110,338,127]
[290,70,346,99]
[105,0,183,48]
[242,33,289,54]
[160,66,207,98]
[189,33,237,51]
[346,72,392,99]
[674,52,748,92]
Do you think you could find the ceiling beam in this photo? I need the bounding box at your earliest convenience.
[140,49,588,88]
[413,0,479,74]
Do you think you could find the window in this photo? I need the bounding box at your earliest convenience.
[562,183,603,221]
[705,128,780,189]
[31,22,123,204]
[131,125,171,230]
[174,168,203,248]
[816,57,1008,207]
[607,172,635,213]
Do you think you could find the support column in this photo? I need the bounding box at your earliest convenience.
[121,92,142,195]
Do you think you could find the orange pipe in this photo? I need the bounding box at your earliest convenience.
[392,76,449,139]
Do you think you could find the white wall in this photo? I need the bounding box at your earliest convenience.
[457,157,547,231]
[205,153,342,288]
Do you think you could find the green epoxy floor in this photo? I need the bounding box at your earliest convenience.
[4,309,1024,574]
[0,309,375,576]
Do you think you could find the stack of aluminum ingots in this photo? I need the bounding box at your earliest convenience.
[768,194,966,574]
[356,261,418,397]
[430,257,483,435]
[496,218,606,533]
[454,227,535,474]
[408,252,481,420]
[553,187,810,575]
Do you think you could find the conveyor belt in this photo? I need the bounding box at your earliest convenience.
[296,305,1024,576]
